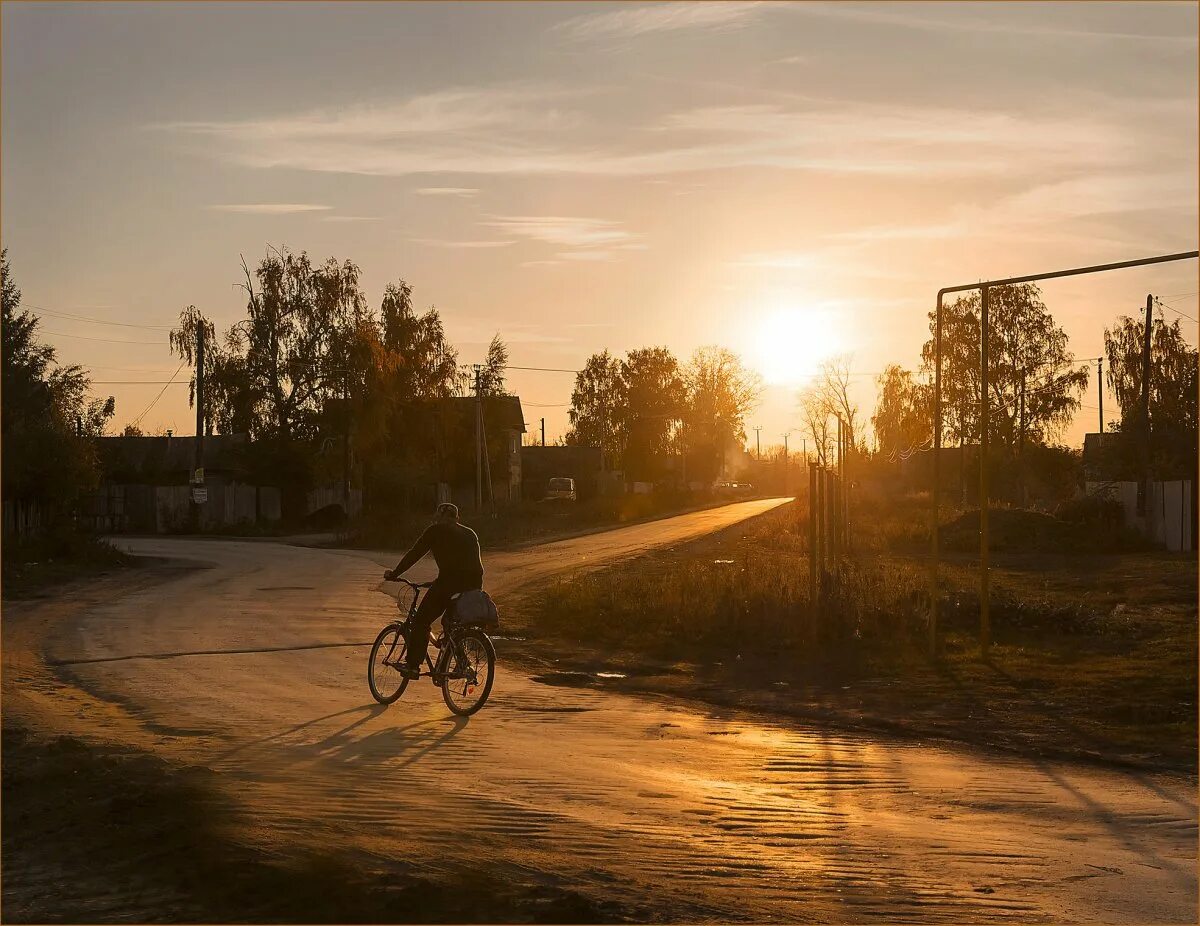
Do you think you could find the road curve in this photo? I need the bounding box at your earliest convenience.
[10,499,1197,923]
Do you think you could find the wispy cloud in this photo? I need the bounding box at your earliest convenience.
[207,203,331,214]
[321,215,380,223]
[452,321,573,345]
[554,2,768,41]
[559,250,616,262]
[409,237,516,249]
[483,215,640,249]
[167,88,1134,181]
[828,222,965,242]
[415,187,479,197]
[789,2,1198,45]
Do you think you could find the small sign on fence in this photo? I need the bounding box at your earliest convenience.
[191,487,208,505]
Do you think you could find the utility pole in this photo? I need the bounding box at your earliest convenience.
[541,417,546,447]
[808,461,817,609]
[754,426,762,460]
[979,284,991,654]
[1097,357,1104,435]
[782,432,789,496]
[342,374,350,511]
[1138,294,1153,516]
[191,324,205,530]
[1019,369,1026,507]
[474,365,483,513]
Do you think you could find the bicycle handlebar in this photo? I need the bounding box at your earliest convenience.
[389,576,432,589]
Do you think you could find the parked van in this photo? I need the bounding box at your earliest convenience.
[546,476,577,501]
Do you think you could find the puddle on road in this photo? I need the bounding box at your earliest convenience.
[531,670,629,687]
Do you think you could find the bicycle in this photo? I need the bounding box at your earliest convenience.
[368,578,497,716]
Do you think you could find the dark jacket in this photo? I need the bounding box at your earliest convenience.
[393,521,484,589]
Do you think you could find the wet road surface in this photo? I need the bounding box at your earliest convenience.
[7,499,1196,923]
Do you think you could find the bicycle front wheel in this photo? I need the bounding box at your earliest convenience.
[368,624,410,704]
[441,627,496,716]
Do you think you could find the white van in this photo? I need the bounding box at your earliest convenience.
[546,477,577,501]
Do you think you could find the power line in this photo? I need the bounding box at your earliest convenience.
[91,380,188,385]
[81,366,181,374]
[506,365,580,374]
[130,361,188,428]
[26,303,174,330]
[44,329,164,346]
[1154,296,1198,324]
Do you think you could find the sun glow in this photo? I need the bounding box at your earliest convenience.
[750,306,844,386]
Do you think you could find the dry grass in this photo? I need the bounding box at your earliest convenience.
[525,499,1197,769]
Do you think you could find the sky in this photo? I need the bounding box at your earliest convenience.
[3,1,1197,453]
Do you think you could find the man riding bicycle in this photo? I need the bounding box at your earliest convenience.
[383,502,483,680]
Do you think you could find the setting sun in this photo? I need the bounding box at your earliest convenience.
[750,306,845,386]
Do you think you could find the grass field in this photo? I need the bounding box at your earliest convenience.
[521,499,1197,771]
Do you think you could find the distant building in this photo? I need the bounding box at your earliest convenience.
[1081,431,1129,483]
[521,444,614,500]
[91,434,283,532]
[425,395,526,510]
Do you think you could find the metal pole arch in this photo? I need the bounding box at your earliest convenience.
[930,250,1197,657]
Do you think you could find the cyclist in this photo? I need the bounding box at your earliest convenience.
[383,502,484,680]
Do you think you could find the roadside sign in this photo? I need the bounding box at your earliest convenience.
[191,487,208,504]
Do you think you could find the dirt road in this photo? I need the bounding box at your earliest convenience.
[5,499,1196,923]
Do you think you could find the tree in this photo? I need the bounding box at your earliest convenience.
[799,383,833,465]
[921,283,1088,451]
[170,248,373,513]
[352,280,462,509]
[1104,313,1198,478]
[796,356,862,465]
[682,346,761,483]
[377,281,459,400]
[472,335,509,397]
[814,356,863,453]
[1,249,114,526]
[872,365,929,459]
[567,351,627,461]
[621,347,685,481]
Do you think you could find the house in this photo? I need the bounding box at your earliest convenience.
[521,444,614,500]
[415,395,526,511]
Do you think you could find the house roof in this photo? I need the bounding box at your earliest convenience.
[439,395,526,433]
[98,434,249,478]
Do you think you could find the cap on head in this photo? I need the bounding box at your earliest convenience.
[436,502,459,521]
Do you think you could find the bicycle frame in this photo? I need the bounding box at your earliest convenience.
[386,582,468,683]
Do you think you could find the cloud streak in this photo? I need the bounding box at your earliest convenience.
[207,203,331,214]
[482,215,640,248]
[415,187,479,197]
[409,237,516,249]
[168,88,1136,181]
[554,2,768,41]
[789,2,1198,45]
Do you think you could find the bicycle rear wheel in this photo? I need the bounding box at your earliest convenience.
[368,624,410,704]
[441,627,495,716]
